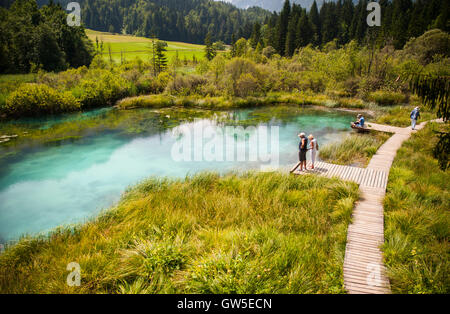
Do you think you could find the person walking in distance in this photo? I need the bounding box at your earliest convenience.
[410,107,420,130]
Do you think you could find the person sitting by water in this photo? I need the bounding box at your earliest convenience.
[410,107,420,130]
[308,134,319,170]
[298,133,308,172]
[351,114,365,128]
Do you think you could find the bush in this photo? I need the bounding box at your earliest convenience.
[297,71,326,93]
[402,29,450,65]
[166,74,208,95]
[368,91,407,106]
[342,77,360,97]
[235,73,259,97]
[136,73,167,95]
[72,71,130,108]
[4,84,80,117]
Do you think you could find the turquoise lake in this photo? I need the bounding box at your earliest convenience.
[0,106,355,242]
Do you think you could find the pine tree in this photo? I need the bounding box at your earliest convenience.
[204,32,217,61]
[392,0,413,48]
[250,22,262,49]
[309,0,321,47]
[285,14,298,56]
[296,10,313,48]
[154,41,168,74]
[277,0,291,55]
[231,33,237,57]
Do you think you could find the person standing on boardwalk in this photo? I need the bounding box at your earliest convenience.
[410,107,420,130]
[308,134,318,170]
[298,133,308,172]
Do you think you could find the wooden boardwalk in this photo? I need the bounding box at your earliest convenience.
[292,120,440,294]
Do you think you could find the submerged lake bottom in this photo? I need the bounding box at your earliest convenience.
[0,105,356,243]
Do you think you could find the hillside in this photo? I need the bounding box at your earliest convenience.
[219,0,357,11]
[86,29,207,64]
[30,0,271,44]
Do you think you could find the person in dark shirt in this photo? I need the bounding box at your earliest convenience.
[298,133,308,172]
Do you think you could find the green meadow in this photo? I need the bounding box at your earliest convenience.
[86,30,208,64]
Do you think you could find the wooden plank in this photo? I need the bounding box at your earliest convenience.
[290,162,301,173]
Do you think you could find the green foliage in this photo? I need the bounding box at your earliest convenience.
[383,123,450,293]
[368,91,407,106]
[4,83,80,117]
[376,105,435,128]
[204,33,217,61]
[433,131,450,171]
[403,30,450,65]
[154,41,168,74]
[0,0,93,73]
[410,74,449,121]
[166,74,208,96]
[0,171,359,293]
[71,71,129,108]
[259,0,448,56]
[34,0,269,45]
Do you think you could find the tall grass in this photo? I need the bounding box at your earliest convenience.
[376,105,435,127]
[383,123,449,293]
[0,172,359,294]
[319,132,390,166]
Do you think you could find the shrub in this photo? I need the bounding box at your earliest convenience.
[4,84,80,117]
[72,71,130,108]
[297,71,326,93]
[166,75,208,95]
[262,46,276,58]
[136,74,166,95]
[342,77,360,97]
[402,29,450,65]
[235,73,259,97]
[368,91,407,106]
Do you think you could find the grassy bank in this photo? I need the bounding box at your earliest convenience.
[116,92,372,111]
[375,105,436,128]
[319,131,391,167]
[0,172,359,293]
[86,29,207,64]
[383,123,449,293]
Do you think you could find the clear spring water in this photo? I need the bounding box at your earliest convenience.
[0,106,355,242]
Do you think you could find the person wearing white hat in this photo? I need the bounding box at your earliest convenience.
[308,134,319,170]
[410,107,421,130]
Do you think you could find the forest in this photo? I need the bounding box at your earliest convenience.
[256,0,449,56]
[30,0,271,44]
[0,0,94,73]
